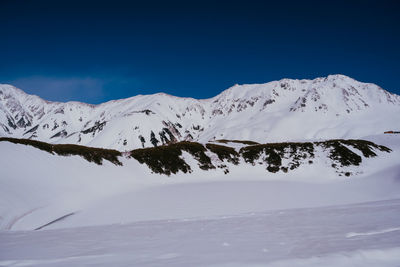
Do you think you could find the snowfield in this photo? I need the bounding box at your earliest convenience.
[1,199,400,267]
[0,134,400,266]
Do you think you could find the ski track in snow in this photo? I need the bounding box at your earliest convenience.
[4,207,42,231]
[346,227,400,238]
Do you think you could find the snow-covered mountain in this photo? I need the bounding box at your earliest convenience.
[1,74,399,150]
[1,74,400,266]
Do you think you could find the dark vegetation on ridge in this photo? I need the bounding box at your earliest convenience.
[0,137,122,165]
[130,141,215,175]
[317,139,391,167]
[214,139,260,145]
[131,139,390,175]
[0,137,391,176]
[206,143,240,165]
[240,142,315,173]
[240,139,391,173]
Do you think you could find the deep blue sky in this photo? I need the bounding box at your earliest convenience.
[1,0,399,103]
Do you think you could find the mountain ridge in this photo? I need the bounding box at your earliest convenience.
[1,74,399,150]
[2,74,397,106]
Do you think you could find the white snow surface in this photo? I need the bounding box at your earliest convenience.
[1,74,400,150]
[0,134,400,266]
[1,200,400,266]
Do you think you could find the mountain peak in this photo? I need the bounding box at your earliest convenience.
[325,74,354,81]
[0,84,26,97]
[1,76,399,150]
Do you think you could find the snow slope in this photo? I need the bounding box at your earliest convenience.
[1,74,399,150]
[0,134,399,231]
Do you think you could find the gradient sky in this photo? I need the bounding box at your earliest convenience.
[1,0,399,104]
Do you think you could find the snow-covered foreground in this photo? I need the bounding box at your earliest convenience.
[1,199,400,266]
[0,134,400,266]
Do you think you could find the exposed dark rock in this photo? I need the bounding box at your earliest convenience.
[23,125,39,136]
[81,121,106,136]
[7,115,17,129]
[50,130,68,139]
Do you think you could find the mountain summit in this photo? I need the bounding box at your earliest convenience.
[1,75,399,150]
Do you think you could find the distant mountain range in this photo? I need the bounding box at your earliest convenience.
[1,74,399,150]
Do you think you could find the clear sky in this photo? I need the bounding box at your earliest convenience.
[1,0,399,103]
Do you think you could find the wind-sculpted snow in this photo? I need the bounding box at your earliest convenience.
[1,74,400,150]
